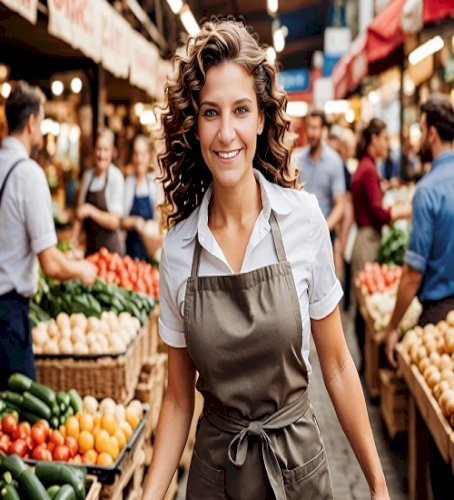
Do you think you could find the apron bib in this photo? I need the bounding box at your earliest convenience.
[125,180,154,261]
[184,211,333,500]
[83,168,123,256]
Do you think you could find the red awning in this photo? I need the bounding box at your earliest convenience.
[423,0,454,24]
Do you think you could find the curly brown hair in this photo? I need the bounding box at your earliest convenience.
[159,17,297,228]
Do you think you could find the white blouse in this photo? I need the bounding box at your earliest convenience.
[159,169,343,375]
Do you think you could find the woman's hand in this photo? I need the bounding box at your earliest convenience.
[76,203,94,221]
[134,216,146,233]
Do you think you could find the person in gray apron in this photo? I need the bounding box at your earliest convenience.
[142,19,390,500]
[72,129,124,256]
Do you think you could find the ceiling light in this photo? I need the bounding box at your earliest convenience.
[324,100,349,115]
[70,77,82,94]
[273,28,285,53]
[0,65,8,80]
[286,101,308,117]
[345,109,355,123]
[180,5,200,37]
[409,36,444,65]
[166,0,183,14]
[266,46,277,63]
[267,0,278,15]
[41,118,60,136]
[51,80,64,97]
[1,82,11,99]
[368,91,380,105]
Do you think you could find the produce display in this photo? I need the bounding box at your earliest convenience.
[86,248,160,298]
[400,310,454,426]
[356,262,402,295]
[0,376,143,467]
[32,312,142,356]
[31,277,155,327]
[0,453,90,500]
[377,226,409,266]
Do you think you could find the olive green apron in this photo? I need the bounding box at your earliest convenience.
[184,211,333,500]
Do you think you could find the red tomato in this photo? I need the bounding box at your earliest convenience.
[13,422,31,441]
[25,436,34,451]
[47,442,55,453]
[8,439,27,457]
[48,430,65,447]
[0,434,11,453]
[99,247,108,258]
[2,415,17,436]
[64,437,78,458]
[32,444,52,461]
[31,424,46,446]
[53,444,70,462]
[36,420,50,434]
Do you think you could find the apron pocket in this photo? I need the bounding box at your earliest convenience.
[283,448,333,500]
[186,450,225,500]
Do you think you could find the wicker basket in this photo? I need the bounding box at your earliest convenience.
[35,326,147,404]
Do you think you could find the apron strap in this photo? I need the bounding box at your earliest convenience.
[0,158,27,211]
[269,211,288,263]
[190,236,202,279]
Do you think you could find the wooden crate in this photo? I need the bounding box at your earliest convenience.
[86,476,102,500]
[379,368,408,438]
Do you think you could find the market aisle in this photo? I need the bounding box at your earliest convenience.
[176,306,409,500]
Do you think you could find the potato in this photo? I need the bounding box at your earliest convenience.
[439,354,453,371]
[427,370,441,389]
[59,338,73,354]
[446,310,454,327]
[73,341,89,355]
[32,326,48,346]
[418,358,431,374]
[444,329,454,354]
[48,320,58,338]
[439,389,454,418]
[437,320,449,334]
[43,339,59,354]
[87,317,100,332]
[71,327,86,345]
[429,352,441,366]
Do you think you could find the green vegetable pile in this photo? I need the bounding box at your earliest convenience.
[377,226,409,266]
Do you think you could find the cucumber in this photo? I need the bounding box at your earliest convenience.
[0,484,20,500]
[7,374,32,393]
[50,416,60,429]
[46,485,60,499]
[1,456,28,479]
[2,473,12,485]
[18,468,49,500]
[35,463,84,500]
[64,407,74,419]
[21,392,51,420]
[29,382,56,407]
[51,402,61,417]
[2,392,23,408]
[56,393,70,409]
[67,390,82,414]
[53,485,76,500]
[0,401,5,412]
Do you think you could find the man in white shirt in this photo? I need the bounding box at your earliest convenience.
[0,81,97,388]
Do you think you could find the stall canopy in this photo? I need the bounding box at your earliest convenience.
[333,0,454,98]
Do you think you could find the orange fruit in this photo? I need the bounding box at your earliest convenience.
[93,413,102,428]
[65,416,80,440]
[101,414,117,436]
[125,408,139,430]
[95,429,110,454]
[119,421,133,440]
[59,425,66,437]
[114,429,126,450]
[79,413,94,433]
[78,430,95,454]
[82,449,98,464]
[97,452,113,466]
[106,437,120,460]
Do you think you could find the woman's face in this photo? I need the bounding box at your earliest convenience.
[373,128,389,160]
[95,135,113,173]
[132,139,150,176]
[197,62,264,189]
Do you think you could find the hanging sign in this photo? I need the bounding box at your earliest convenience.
[130,29,159,96]
[1,0,38,24]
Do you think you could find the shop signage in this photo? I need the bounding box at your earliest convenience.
[1,0,38,24]
[47,0,102,62]
[130,29,159,96]
[278,69,310,93]
[100,1,130,79]
[444,59,454,83]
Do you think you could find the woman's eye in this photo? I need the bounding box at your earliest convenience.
[203,109,217,118]
[236,106,249,115]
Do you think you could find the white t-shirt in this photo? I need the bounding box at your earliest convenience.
[124,174,161,217]
[159,169,343,375]
[77,164,124,216]
[0,137,57,297]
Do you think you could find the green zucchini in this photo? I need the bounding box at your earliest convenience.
[29,382,56,407]
[46,485,60,499]
[50,416,60,429]
[1,455,28,479]
[35,463,84,500]
[53,485,76,500]
[56,393,70,409]
[0,401,5,412]
[0,484,20,500]
[67,390,82,414]
[21,392,51,420]
[51,402,61,417]
[18,468,49,500]
[7,374,32,393]
[2,392,23,408]
[2,473,12,485]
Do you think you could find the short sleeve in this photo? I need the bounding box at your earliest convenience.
[308,198,343,319]
[24,167,57,254]
[332,155,346,196]
[106,168,125,216]
[158,245,187,348]
[405,187,434,273]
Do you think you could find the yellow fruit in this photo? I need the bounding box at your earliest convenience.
[95,429,110,454]
[59,425,66,437]
[93,413,102,427]
[78,430,95,454]
[119,421,133,440]
[101,414,117,436]
[114,429,126,450]
[82,449,98,464]
[106,437,120,460]
[65,416,80,440]
[125,408,139,430]
[97,452,114,466]
[79,413,94,433]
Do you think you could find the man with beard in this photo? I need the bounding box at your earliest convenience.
[0,81,97,388]
[292,110,345,243]
[385,93,454,496]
